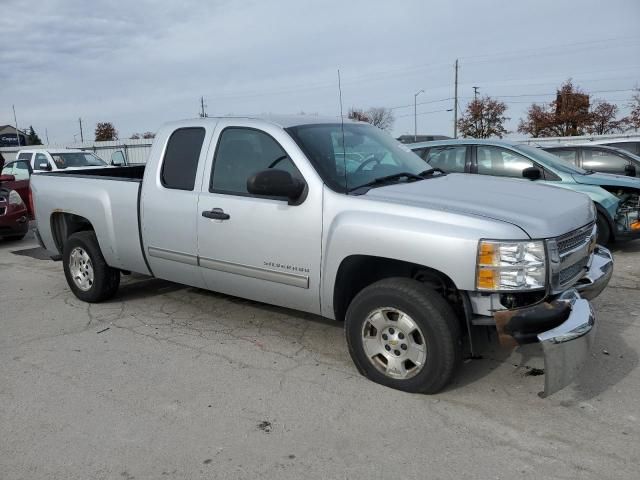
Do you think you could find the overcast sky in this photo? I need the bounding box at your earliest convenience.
[1,0,639,144]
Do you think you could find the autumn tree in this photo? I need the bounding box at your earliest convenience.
[588,100,626,135]
[457,96,509,138]
[95,122,118,141]
[348,107,395,131]
[26,125,43,145]
[627,87,640,131]
[519,80,594,137]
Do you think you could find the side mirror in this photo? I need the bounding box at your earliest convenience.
[522,167,542,180]
[247,169,305,204]
[0,174,16,182]
[38,162,52,171]
[624,164,637,177]
[111,151,125,166]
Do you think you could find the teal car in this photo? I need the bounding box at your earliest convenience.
[409,139,640,244]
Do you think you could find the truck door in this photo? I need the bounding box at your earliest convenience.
[141,126,211,288]
[0,160,31,208]
[196,122,322,314]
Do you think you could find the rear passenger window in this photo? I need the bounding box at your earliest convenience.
[426,146,466,173]
[550,149,578,166]
[211,127,302,195]
[161,128,205,190]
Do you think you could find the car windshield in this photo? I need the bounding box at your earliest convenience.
[517,144,588,175]
[285,123,430,192]
[50,152,107,169]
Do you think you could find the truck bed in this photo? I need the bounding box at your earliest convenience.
[31,165,150,275]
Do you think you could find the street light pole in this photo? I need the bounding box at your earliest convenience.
[414,89,424,142]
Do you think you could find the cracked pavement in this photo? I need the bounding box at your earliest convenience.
[1,233,639,479]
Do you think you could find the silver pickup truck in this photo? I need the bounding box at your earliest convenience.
[31,116,613,396]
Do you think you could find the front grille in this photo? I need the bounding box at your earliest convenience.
[556,222,595,254]
[558,257,589,285]
[548,222,596,293]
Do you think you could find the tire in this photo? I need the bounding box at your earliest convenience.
[596,211,612,245]
[345,277,461,394]
[63,231,120,302]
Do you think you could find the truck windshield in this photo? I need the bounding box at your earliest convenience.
[50,152,107,169]
[286,123,431,192]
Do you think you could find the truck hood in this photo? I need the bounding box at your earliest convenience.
[364,173,593,238]
[572,171,640,189]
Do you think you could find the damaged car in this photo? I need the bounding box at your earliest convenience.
[409,139,640,244]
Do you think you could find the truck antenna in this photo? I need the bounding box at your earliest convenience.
[338,69,347,192]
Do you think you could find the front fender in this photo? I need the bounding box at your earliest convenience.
[320,202,527,319]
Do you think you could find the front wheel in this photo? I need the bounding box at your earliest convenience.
[63,231,120,302]
[345,278,461,394]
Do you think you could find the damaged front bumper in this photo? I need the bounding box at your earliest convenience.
[494,246,613,397]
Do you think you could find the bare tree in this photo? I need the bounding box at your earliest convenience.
[348,107,395,131]
[95,122,118,141]
[367,107,395,131]
[142,131,156,139]
[130,133,141,139]
[588,100,626,135]
[626,87,640,131]
[457,96,509,138]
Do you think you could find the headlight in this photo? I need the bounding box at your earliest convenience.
[8,190,24,206]
[476,240,546,291]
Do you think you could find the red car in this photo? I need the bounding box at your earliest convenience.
[0,184,29,240]
[0,159,34,218]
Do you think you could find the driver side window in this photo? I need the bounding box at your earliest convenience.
[210,128,302,195]
[477,146,534,178]
[33,153,51,171]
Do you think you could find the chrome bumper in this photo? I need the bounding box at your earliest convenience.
[537,289,596,397]
[495,245,613,397]
[573,246,614,300]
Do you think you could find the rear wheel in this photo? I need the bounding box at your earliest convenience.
[63,231,120,302]
[596,211,611,245]
[345,278,461,394]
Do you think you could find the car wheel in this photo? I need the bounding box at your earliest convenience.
[63,231,120,302]
[345,277,461,394]
[596,212,611,245]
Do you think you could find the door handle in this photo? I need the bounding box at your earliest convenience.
[202,208,230,220]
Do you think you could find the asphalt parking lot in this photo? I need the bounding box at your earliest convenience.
[1,233,639,480]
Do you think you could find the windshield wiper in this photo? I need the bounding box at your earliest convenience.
[349,171,426,193]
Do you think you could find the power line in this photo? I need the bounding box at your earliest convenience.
[459,36,640,63]
[396,108,452,119]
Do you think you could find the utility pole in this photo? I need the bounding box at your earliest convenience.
[79,117,84,142]
[200,96,207,118]
[414,89,424,142]
[453,59,459,139]
[45,128,50,144]
[12,105,21,146]
[473,86,479,101]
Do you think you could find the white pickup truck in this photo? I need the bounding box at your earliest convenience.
[31,116,613,396]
